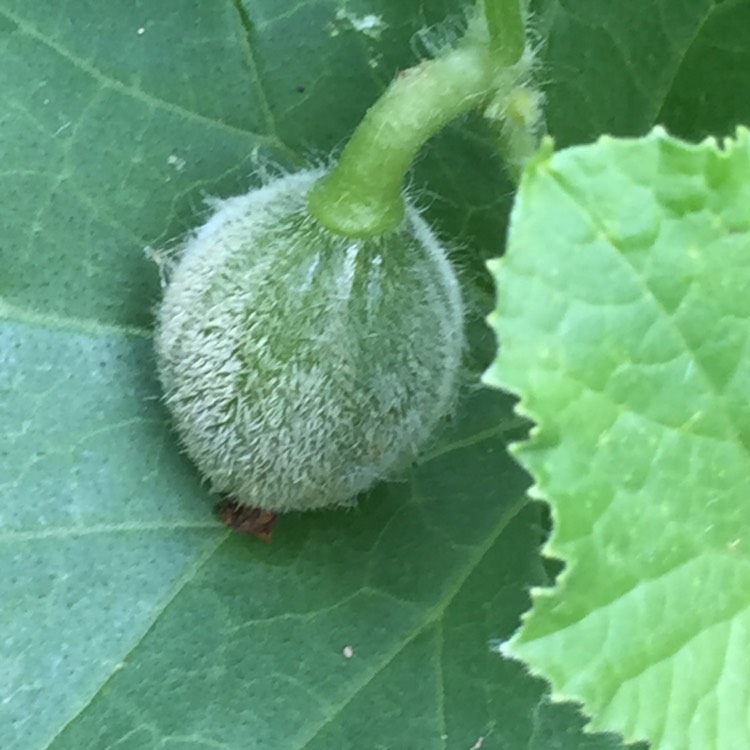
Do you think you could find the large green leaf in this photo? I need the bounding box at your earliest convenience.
[537,0,750,146]
[487,129,750,749]
[1,0,749,747]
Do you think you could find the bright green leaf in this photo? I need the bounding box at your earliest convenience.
[486,128,750,749]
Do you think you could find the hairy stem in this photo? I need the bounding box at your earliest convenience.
[482,0,525,67]
[308,15,501,238]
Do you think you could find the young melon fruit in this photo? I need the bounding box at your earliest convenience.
[155,169,463,513]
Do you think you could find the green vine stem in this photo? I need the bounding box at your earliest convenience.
[308,3,538,238]
[309,13,514,238]
[482,0,525,67]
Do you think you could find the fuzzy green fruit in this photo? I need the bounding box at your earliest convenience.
[155,169,464,513]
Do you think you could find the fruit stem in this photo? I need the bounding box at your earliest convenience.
[308,12,502,238]
[481,0,526,67]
